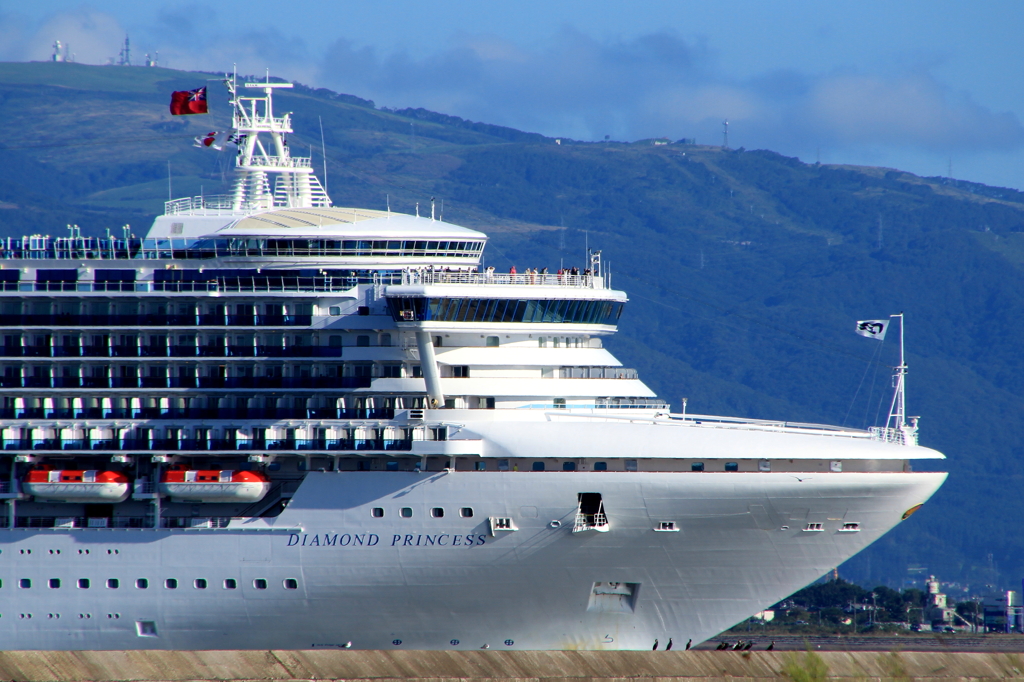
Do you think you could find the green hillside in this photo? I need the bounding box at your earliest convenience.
[2,61,1024,591]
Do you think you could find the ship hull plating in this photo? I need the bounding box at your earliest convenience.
[0,470,944,650]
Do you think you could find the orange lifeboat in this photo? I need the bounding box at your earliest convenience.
[158,468,270,503]
[23,468,130,503]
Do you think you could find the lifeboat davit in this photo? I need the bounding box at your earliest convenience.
[159,469,270,503]
[23,469,130,503]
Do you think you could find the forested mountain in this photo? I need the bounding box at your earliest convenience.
[2,61,1023,591]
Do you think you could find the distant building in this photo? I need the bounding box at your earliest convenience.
[923,575,956,629]
[676,138,697,145]
[983,590,1022,633]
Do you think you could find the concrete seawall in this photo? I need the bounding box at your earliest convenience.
[1,650,1024,682]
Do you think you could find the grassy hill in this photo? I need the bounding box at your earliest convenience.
[2,60,1024,591]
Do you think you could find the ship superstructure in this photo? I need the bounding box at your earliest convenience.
[0,77,945,651]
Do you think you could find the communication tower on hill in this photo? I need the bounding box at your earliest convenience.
[117,34,131,66]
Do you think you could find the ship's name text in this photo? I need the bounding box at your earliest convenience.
[287,533,487,548]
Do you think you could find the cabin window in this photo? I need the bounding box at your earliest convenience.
[136,579,148,589]
[356,335,370,347]
[625,460,638,472]
[452,365,470,378]
[460,508,474,518]
[498,459,510,471]
[385,461,399,472]
[759,460,771,472]
[475,461,486,471]
[431,507,444,518]
[486,336,499,347]
[194,579,207,589]
[224,579,237,589]
[254,579,268,590]
[725,462,739,472]
[400,507,413,518]
[284,579,298,590]
[329,307,341,316]
[691,462,704,472]
[372,507,384,518]
[563,462,577,471]
[532,461,545,471]
[19,579,30,589]
[329,335,342,347]
[78,579,90,589]
[165,579,178,589]
[538,337,547,347]
[594,462,608,471]
[107,579,119,589]
[49,578,61,589]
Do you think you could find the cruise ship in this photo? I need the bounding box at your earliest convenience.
[0,76,945,650]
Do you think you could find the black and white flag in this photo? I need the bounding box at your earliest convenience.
[855,319,889,340]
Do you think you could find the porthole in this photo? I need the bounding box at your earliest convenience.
[78,579,90,589]
[254,579,268,590]
[725,462,739,472]
[284,578,298,590]
[371,508,384,518]
[504,639,514,646]
[48,578,61,589]
[450,639,460,646]
[691,462,705,472]
[392,639,402,646]
[107,579,119,589]
[460,507,474,518]
[431,507,444,518]
[19,579,30,589]
[136,578,149,589]
[224,579,237,590]
[165,578,178,589]
[194,579,207,589]
[594,462,607,471]
[400,507,413,518]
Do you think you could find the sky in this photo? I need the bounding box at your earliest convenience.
[2,1,1024,189]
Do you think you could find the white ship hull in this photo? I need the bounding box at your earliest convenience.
[0,468,943,650]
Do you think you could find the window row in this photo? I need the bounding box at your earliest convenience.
[388,297,624,326]
[9,577,298,590]
[371,507,474,519]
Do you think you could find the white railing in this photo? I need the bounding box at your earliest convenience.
[869,426,915,446]
[401,270,606,289]
[573,511,609,533]
[240,156,312,169]
[164,195,255,215]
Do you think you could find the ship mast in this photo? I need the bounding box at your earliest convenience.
[885,312,918,445]
[224,71,331,211]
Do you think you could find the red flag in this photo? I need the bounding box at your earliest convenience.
[170,86,208,115]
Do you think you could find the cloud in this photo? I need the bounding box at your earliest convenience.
[315,28,1024,156]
